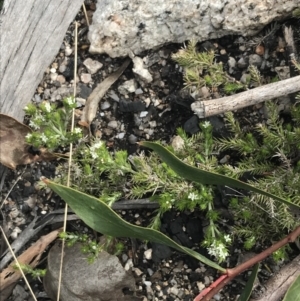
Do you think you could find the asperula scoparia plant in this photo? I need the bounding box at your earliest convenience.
[24,96,82,151]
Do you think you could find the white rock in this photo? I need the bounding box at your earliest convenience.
[76,97,86,106]
[56,75,66,84]
[171,135,184,151]
[149,121,157,128]
[116,132,125,139]
[65,45,73,56]
[88,0,298,58]
[144,97,151,107]
[101,101,111,110]
[124,258,133,271]
[144,248,152,260]
[132,56,153,83]
[83,58,103,74]
[197,282,205,291]
[108,90,120,102]
[139,111,148,118]
[169,287,179,296]
[118,79,138,95]
[135,88,144,95]
[50,73,58,81]
[143,280,152,287]
[80,73,92,84]
[108,120,118,129]
[133,268,143,276]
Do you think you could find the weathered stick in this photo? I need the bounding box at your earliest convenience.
[191,75,300,118]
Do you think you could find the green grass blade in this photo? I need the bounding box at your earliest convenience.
[238,263,259,301]
[45,180,225,272]
[139,141,297,207]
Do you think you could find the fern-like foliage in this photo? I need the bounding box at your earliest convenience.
[216,101,300,238]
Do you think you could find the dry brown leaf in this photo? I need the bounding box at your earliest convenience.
[0,114,34,169]
[0,229,61,292]
[81,59,131,125]
[0,114,58,169]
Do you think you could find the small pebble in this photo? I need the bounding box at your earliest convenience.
[249,54,263,67]
[237,57,248,69]
[56,75,66,84]
[50,73,58,81]
[107,120,118,129]
[65,45,73,56]
[101,101,111,110]
[124,259,133,271]
[116,132,125,139]
[143,281,152,287]
[135,88,144,95]
[147,268,154,276]
[122,253,128,262]
[133,268,143,276]
[118,79,138,95]
[80,73,92,84]
[149,121,157,128]
[197,282,205,291]
[255,45,265,56]
[128,134,138,144]
[140,111,148,118]
[204,276,210,285]
[144,249,152,260]
[132,56,153,83]
[83,58,103,74]
[169,287,179,296]
[144,97,151,107]
[108,90,120,102]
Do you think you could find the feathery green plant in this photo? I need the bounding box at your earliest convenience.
[172,40,245,94]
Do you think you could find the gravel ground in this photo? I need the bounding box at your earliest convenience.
[0,3,299,301]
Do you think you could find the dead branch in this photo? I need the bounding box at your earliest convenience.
[191,75,300,118]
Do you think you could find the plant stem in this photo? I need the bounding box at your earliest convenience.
[194,225,300,301]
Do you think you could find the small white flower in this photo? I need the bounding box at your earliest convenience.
[74,127,82,134]
[29,120,40,130]
[202,121,211,128]
[93,141,103,149]
[34,114,45,122]
[188,192,199,201]
[224,234,231,243]
[25,133,32,139]
[65,97,75,105]
[40,133,48,143]
[90,151,98,159]
[24,105,28,111]
[44,102,52,113]
[207,241,229,262]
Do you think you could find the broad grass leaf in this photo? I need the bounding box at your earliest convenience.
[282,274,300,301]
[139,141,297,208]
[45,180,225,272]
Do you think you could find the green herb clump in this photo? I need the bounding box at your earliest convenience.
[59,232,124,263]
[24,96,82,151]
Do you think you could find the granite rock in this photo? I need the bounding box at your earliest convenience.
[88,0,298,58]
